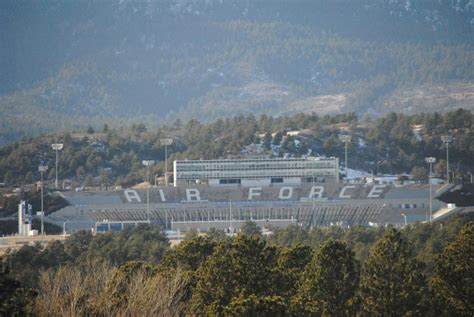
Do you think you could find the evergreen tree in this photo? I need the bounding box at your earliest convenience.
[160,236,216,271]
[240,221,261,236]
[272,131,283,146]
[360,229,428,316]
[76,166,85,178]
[206,228,227,241]
[296,239,359,316]
[3,171,13,185]
[224,294,287,317]
[24,171,33,184]
[184,228,199,241]
[191,235,278,314]
[84,175,94,188]
[0,262,36,316]
[411,166,428,182]
[275,244,312,300]
[431,223,474,315]
[263,132,272,151]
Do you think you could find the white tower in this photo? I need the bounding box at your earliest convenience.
[18,201,33,236]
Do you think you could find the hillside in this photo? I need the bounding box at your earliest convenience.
[1,0,474,143]
[1,109,473,191]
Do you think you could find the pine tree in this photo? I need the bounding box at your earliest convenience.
[296,239,359,316]
[191,235,278,315]
[431,223,474,315]
[360,229,428,316]
[263,132,272,151]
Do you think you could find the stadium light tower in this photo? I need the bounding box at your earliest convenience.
[441,135,452,183]
[160,139,173,186]
[425,157,436,221]
[51,143,64,189]
[38,165,48,235]
[401,213,407,227]
[339,135,352,181]
[142,160,155,222]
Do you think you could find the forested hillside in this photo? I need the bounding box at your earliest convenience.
[1,109,473,192]
[1,0,474,143]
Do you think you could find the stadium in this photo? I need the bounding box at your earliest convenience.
[41,157,470,234]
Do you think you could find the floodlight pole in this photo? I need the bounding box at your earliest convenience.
[311,159,315,228]
[441,136,452,183]
[401,213,407,227]
[339,135,351,181]
[147,164,149,219]
[41,169,44,234]
[446,141,449,183]
[160,139,173,186]
[425,157,436,221]
[345,141,348,179]
[51,143,63,189]
[229,200,232,234]
[165,144,168,185]
[142,160,155,223]
[39,165,48,235]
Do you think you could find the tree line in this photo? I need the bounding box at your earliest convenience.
[1,109,473,194]
[1,215,473,316]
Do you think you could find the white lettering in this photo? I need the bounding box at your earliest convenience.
[339,186,356,199]
[186,189,201,201]
[124,189,142,203]
[309,186,324,199]
[279,187,293,199]
[159,189,166,202]
[368,185,386,198]
[248,187,262,200]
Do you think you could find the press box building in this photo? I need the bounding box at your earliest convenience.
[173,157,339,187]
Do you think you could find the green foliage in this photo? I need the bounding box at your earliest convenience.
[263,132,272,151]
[431,223,474,315]
[224,294,287,317]
[1,110,474,187]
[86,224,169,266]
[239,220,261,236]
[411,166,428,181]
[160,236,216,271]
[272,131,283,146]
[63,229,93,261]
[2,225,169,290]
[191,235,279,314]
[0,214,473,315]
[206,228,228,241]
[2,244,45,288]
[184,228,199,240]
[0,262,36,316]
[275,244,312,299]
[360,229,428,316]
[268,225,310,247]
[296,239,359,316]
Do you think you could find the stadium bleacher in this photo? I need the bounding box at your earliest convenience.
[47,182,446,233]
